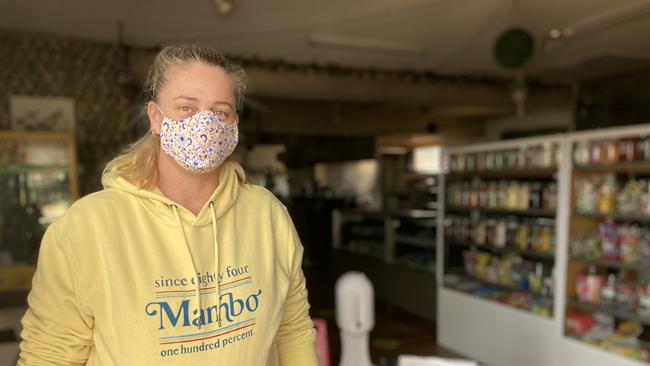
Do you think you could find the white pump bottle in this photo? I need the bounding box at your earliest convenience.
[335,271,374,366]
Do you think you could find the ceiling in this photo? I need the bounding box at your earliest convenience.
[3,0,650,81]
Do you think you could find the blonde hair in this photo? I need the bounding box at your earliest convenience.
[103,45,247,188]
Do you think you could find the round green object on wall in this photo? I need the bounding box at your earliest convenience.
[494,28,535,69]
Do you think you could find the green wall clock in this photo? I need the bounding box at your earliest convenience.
[495,28,535,69]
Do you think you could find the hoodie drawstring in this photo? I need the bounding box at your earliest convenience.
[170,202,222,329]
[209,202,222,328]
[170,204,203,329]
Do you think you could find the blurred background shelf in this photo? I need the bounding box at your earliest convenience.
[450,241,555,261]
[446,206,556,218]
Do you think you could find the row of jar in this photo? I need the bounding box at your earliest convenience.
[446,216,555,253]
[575,175,650,216]
[448,143,560,173]
[573,137,650,166]
[447,180,558,212]
[571,220,650,265]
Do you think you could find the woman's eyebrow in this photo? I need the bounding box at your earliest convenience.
[212,101,235,109]
[173,95,199,101]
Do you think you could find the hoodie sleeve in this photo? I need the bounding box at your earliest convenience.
[276,213,318,366]
[18,224,94,365]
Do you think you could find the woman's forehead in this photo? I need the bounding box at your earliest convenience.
[162,62,234,103]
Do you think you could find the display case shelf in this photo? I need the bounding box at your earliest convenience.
[395,235,436,249]
[569,257,650,272]
[574,161,650,174]
[572,211,650,223]
[446,206,556,218]
[396,260,436,274]
[567,299,650,327]
[446,275,553,302]
[0,164,71,174]
[443,275,553,318]
[449,241,555,261]
[446,168,557,180]
[391,208,437,219]
[564,333,650,365]
[337,245,385,261]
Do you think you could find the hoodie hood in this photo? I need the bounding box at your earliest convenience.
[101,161,245,227]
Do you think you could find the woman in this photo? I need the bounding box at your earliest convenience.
[18,45,318,365]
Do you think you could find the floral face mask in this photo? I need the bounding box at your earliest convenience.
[156,105,239,173]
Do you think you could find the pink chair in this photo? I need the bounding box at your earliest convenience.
[312,318,331,366]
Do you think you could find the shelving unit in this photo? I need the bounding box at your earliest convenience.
[332,210,388,261]
[332,205,439,320]
[435,126,650,366]
[0,131,78,305]
[331,206,438,273]
[331,144,441,321]
[438,135,566,366]
[388,206,437,274]
[561,125,650,366]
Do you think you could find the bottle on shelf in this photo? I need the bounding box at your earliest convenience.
[601,273,617,306]
[638,278,650,318]
[576,265,603,304]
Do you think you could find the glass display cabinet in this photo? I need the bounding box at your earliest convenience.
[0,131,78,300]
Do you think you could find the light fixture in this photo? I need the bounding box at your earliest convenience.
[547,0,650,42]
[213,0,233,16]
[548,28,562,40]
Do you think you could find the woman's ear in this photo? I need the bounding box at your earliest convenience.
[146,101,163,134]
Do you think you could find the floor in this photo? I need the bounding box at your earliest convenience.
[305,270,466,365]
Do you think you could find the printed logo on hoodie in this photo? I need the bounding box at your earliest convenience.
[145,265,260,358]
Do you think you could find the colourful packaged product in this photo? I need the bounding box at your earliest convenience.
[619,225,641,264]
[567,313,597,336]
[616,279,639,312]
[599,220,620,261]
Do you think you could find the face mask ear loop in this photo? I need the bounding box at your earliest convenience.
[153,103,169,136]
[155,103,169,119]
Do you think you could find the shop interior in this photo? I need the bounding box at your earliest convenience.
[3,1,650,365]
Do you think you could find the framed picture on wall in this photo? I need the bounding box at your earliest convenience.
[9,95,76,132]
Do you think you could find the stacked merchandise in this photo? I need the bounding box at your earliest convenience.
[446,180,557,213]
[446,216,555,254]
[566,262,650,363]
[567,133,650,364]
[571,220,650,266]
[575,175,650,217]
[573,137,650,166]
[444,251,553,316]
[443,140,560,318]
[449,143,560,173]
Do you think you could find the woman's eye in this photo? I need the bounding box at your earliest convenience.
[179,106,192,113]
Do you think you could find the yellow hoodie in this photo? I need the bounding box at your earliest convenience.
[18,161,318,365]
